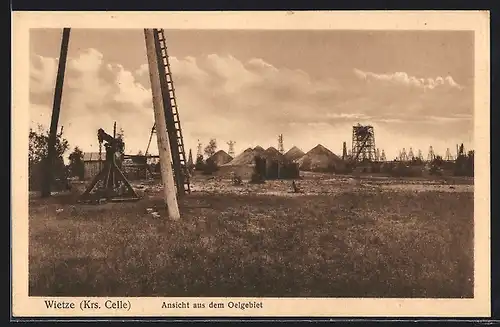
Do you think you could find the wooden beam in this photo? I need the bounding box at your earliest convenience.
[144,29,180,220]
[41,28,70,197]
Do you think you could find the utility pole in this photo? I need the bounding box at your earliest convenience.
[144,29,180,220]
[41,28,71,198]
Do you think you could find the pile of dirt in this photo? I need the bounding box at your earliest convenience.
[208,150,233,166]
[297,144,345,172]
[262,146,286,161]
[224,146,263,166]
[285,146,305,162]
[253,146,265,156]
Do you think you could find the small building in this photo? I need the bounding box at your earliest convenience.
[82,152,106,180]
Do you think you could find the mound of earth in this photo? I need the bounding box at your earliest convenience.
[285,146,305,161]
[297,144,345,172]
[224,147,261,166]
[208,150,233,166]
[253,146,265,156]
[262,146,286,161]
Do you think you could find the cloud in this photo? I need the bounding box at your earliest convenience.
[30,48,155,157]
[29,48,473,160]
[30,55,58,94]
[353,68,464,90]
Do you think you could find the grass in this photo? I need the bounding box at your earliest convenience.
[28,187,473,298]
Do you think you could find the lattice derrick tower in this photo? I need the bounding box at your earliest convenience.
[278,134,284,154]
[227,140,236,157]
[351,124,376,161]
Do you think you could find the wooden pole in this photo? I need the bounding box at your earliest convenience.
[144,29,180,220]
[41,28,71,197]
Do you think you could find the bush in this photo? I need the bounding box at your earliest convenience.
[454,152,474,177]
[194,155,205,171]
[389,163,423,177]
[249,155,266,183]
[29,158,70,191]
[202,158,219,175]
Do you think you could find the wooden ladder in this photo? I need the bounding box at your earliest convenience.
[152,28,191,195]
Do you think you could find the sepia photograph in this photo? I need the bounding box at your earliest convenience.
[12,11,490,317]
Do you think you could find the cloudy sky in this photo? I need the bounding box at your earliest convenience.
[29,28,474,160]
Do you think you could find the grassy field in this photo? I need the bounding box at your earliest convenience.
[29,174,474,298]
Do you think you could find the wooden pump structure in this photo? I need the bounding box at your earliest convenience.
[42,28,188,219]
[80,123,139,202]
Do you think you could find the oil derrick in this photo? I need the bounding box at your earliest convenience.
[458,143,465,157]
[427,146,435,161]
[375,148,380,161]
[408,147,414,160]
[351,124,376,161]
[400,148,408,161]
[445,148,453,161]
[278,134,284,154]
[187,149,194,166]
[417,149,423,161]
[342,141,348,160]
[227,140,236,157]
[196,139,203,158]
[397,150,402,161]
[380,149,386,161]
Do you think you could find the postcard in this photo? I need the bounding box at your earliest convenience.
[11,10,490,317]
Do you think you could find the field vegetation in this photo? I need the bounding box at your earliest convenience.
[29,174,474,298]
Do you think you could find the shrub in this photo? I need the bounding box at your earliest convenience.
[202,158,219,175]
